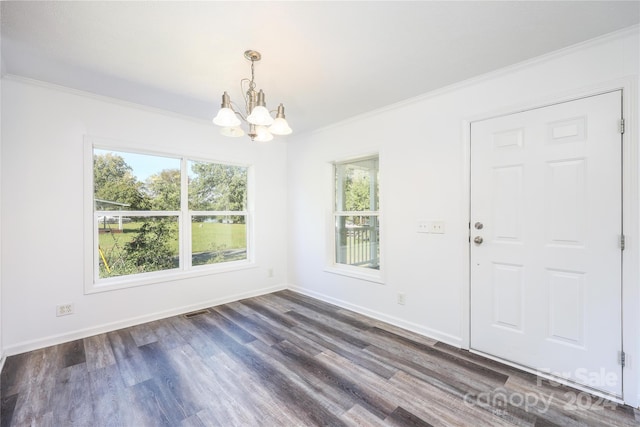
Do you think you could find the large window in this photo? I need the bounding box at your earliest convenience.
[89,145,249,289]
[333,156,380,273]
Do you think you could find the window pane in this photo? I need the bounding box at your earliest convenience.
[97,216,179,278]
[191,215,247,266]
[335,158,379,212]
[188,161,247,211]
[335,215,379,269]
[94,149,180,211]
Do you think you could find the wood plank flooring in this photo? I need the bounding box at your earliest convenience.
[2,290,639,426]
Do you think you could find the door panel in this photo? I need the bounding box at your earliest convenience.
[470,91,622,396]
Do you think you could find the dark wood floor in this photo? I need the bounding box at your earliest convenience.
[2,290,639,426]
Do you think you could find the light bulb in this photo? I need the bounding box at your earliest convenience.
[269,117,292,135]
[220,126,245,137]
[213,107,241,127]
[253,126,274,142]
[247,105,274,126]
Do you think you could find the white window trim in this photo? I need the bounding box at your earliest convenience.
[325,154,383,283]
[84,136,255,294]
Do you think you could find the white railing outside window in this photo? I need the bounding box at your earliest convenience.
[332,155,381,279]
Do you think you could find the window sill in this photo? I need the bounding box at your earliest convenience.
[85,260,257,294]
[324,265,384,284]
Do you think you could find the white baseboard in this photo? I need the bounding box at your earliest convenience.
[3,284,287,356]
[4,283,462,357]
[287,285,463,348]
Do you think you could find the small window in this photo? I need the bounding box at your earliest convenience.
[334,156,380,271]
[89,145,251,290]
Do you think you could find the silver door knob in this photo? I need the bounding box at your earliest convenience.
[474,236,483,244]
[474,222,484,230]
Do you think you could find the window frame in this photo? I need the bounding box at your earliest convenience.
[326,154,383,283]
[84,137,254,294]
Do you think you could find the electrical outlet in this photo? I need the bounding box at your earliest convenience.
[267,268,274,278]
[397,293,406,305]
[417,221,429,233]
[429,221,445,234]
[56,303,74,317]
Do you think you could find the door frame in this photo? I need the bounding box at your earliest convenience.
[461,78,638,407]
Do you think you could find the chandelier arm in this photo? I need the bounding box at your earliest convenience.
[240,78,253,115]
[240,78,251,95]
[228,101,248,122]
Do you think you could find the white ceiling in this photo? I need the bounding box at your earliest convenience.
[2,1,639,135]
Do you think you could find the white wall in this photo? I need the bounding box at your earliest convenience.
[287,27,639,405]
[0,4,3,365]
[1,79,288,354]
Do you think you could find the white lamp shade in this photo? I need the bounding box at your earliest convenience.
[254,126,274,142]
[213,107,241,127]
[220,126,245,137]
[246,105,274,126]
[269,117,292,135]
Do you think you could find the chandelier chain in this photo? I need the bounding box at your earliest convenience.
[243,59,257,116]
[249,59,256,91]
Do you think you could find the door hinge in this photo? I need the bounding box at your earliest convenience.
[619,118,625,134]
[620,234,626,251]
[619,351,626,368]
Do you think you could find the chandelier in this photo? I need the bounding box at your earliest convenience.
[212,50,292,141]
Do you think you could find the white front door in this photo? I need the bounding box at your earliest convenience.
[470,91,623,397]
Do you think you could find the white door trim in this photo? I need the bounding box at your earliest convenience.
[461,77,638,407]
